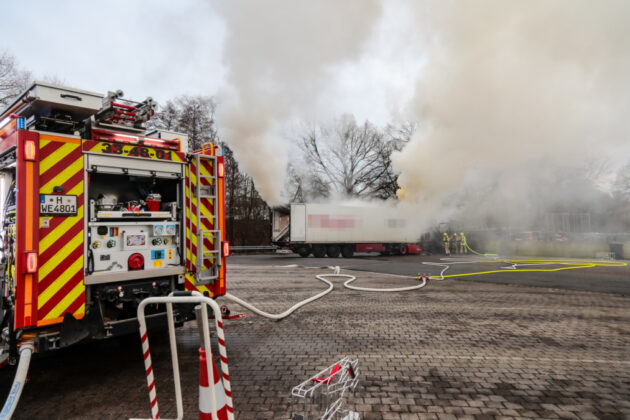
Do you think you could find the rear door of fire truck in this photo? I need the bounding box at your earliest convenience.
[184,145,227,297]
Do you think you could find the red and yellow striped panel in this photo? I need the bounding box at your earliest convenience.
[82,140,186,162]
[37,135,85,327]
[185,154,224,297]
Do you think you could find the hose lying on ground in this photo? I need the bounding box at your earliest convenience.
[223,267,351,321]
[0,341,35,420]
[422,257,497,280]
[222,258,626,320]
[223,266,428,321]
[343,272,427,292]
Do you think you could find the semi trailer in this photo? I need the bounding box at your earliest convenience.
[272,203,421,258]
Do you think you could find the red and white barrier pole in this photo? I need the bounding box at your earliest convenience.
[214,320,234,418]
[139,322,160,419]
[133,293,233,420]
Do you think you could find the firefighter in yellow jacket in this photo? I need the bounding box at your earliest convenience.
[443,232,451,256]
[460,232,468,254]
[452,232,460,255]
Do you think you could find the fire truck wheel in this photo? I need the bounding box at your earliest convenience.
[312,245,326,258]
[326,245,341,258]
[296,246,311,258]
[341,245,354,258]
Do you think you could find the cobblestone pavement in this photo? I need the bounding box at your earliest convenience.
[2,262,630,419]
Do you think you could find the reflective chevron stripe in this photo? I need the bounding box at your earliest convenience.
[37,136,85,326]
[185,155,219,296]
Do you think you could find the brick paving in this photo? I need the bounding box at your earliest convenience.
[219,265,630,420]
[3,262,630,419]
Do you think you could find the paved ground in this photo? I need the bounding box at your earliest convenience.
[230,253,630,295]
[2,258,629,419]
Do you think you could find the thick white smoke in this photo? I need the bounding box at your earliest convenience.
[392,0,630,229]
[213,1,382,205]
[212,0,630,234]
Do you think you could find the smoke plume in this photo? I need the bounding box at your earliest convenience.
[213,1,382,205]
[393,0,630,229]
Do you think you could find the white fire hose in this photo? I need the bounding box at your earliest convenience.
[0,341,35,420]
[343,273,427,292]
[223,266,428,321]
[223,267,343,320]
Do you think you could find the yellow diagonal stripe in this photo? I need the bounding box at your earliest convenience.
[46,276,85,319]
[185,273,213,297]
[38,256,83,308]
[40,143,79,175]
[66,182,83,196]
[39,205,83,254]
[39,231,83,281]
[39,140,50,149]
[200,200,214,217]
[40,156,83,193]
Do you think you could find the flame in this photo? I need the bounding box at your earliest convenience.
[396,184,407,201]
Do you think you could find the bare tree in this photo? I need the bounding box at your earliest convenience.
[150,96,218,152]
[371,122,415,199]
[222,145,271,245]
[0,51,31,108]
[151,95,271,245]
[298,116,413,200]
[286,162,330,201]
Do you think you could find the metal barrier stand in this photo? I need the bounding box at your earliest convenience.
[130,291,234,420]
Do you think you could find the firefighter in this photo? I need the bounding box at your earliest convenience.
[460,232,468,254]
[442,232,451,256]
[452,232,460,255]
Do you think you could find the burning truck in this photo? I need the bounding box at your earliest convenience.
[272,203,421,258]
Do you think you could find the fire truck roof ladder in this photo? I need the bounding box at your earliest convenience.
[193,153,221,285]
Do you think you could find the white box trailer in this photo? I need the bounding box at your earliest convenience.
[272,203,421,258]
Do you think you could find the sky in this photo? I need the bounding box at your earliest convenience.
[2,0,629,233]
[0,0,414,125]
[1,1,226,103]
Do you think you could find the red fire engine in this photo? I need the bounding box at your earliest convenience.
[0,82,228,362]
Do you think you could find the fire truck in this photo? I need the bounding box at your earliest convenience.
[0,82,228,362]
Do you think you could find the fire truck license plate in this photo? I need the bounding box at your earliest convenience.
[40,195,78,216]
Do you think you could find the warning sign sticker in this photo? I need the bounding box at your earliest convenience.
[40,195,78,217]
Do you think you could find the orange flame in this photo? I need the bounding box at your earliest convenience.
[397,184,407,201]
